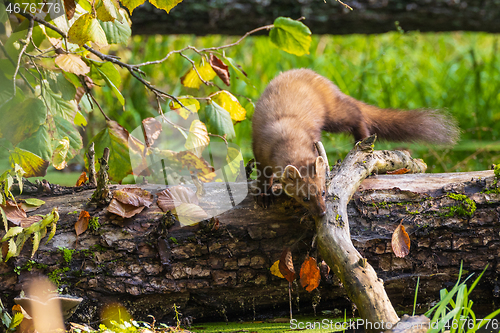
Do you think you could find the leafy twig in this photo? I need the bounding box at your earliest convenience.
[179,52,213,86]
[156,96,228,145]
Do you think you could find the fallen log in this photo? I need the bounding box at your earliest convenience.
[0,164,498,326]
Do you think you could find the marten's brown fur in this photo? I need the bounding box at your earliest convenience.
[252,69,459,216]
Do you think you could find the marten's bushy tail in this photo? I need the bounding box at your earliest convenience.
[359,103,460,144]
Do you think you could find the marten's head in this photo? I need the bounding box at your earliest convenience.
[280,156,327,217]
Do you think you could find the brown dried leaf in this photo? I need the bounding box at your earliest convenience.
[64,0,76,19]
[319,260,330,279]
[107,199,145,218]
[142,117,162,148]
[392,223,410,258]
[299,256,321,292]
[157,185,198,212]
[209,54,230,86]
[76,171,88,186]
[75,211,90,236]
[279,247,295,283]
[20,215,42,228]
[113,187,153,207]
[1,201,27,225]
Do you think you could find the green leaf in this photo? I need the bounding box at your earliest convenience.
[17,125,53,161]
[95,62,125,105]
[0,207,7,232]
[52,116,83,162]
[223,56,254,87]
[269,17,311,56]
[205,101,235,140]
[57,73,77,100]
[148,0,182,13]
[1,226,23,241]
[9,312,24,330]
[89,120,144,182]
[0,98,46,146]
[68,13,108,47]
[120,0,145,13]
[24,198,45,207]
[42,85,78,123]
[5,238,16,261]
[46,221,57,243]
[31,230,41,258]
[9,147,49,178]
[100,16,131,45]
[14,164,24,194]
[0,2,7,25]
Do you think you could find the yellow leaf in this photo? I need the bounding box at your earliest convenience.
[169,96,200,120]
[148,0,182,13]
[180,62,217,89]
[209,90,246,122]
[96,0,119,22]
[120,0,146,13]
[270,260,284,278]
[52,137,70,170]
[224,146,243,180]
[184,120,209,158]
[55,54,90,75]
[9,148,49,178]
[68,13,108,47]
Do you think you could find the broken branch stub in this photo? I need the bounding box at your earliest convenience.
[316,135,428,330]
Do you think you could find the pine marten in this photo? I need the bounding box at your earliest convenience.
[252,69,459,217]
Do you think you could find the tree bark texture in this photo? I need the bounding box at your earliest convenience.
[0,169,499,325]
[131,0,500,36]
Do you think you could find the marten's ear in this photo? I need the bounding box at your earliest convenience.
[315,156,326,177]
[282,165,302,182]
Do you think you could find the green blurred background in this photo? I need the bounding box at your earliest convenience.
[25,32,500,184]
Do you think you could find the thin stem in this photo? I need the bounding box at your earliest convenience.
[132,24,273,68]
[0,18,34,109]
[0,39,34,94]
[86,90,111,121]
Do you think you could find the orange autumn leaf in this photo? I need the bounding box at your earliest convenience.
[387,168,411,175]
[299,256,321,292]
[76,171,88,186]
[278,247,295,283]
[75,211,90,236]
[392,223,410,258]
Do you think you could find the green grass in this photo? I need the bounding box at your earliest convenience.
[189,315,352,332]
[88,32,500,173]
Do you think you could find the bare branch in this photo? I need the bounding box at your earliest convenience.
[132,24,274,68]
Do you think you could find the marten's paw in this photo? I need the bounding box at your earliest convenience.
[252,191,276,209]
